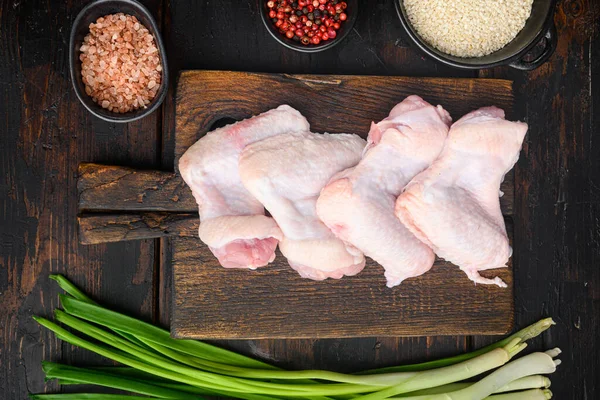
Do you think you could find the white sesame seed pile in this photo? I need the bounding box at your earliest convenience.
[403,0,533,58]
[80,13,162,113]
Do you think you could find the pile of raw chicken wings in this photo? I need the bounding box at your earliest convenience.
[179,96,527,288]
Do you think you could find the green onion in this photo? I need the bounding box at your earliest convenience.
[353,339,528,400]
[49,275,158,352]
[58,295,414,386]
[363,318,555,374]
[50,273,270,371]
[486,389,553,399]
[495,375,552,393]
[30,395,157,399]
[32,275,560,400]
[41,362,199,399]
[49,275,95,303]
[387,351,560,400]
[90,367,182,383]
[49,364,285,400]
[56,295,537,388]
[445,351,559,400]
[34,317,255,394]
[392,375,551,397]
[58,294,276,370]
[36,315,382,397]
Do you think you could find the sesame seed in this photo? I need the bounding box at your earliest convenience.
[403,0,533,58]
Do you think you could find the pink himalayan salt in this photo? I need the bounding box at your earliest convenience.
[80,13,162,114]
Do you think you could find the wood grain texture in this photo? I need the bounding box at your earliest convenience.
[78,213,198,244]
[172,227,513,339]
[171,71,515,339]
[79,163,196,212]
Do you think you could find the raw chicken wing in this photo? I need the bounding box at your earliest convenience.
[179,105,310,269]
[239,131,366,280]
[395,107,527,287]
[317,96,451,287]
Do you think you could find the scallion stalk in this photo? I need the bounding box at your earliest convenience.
[138,334,419,386]
[50,273,272,371]
[54,369,288,400]
[52,365,289,400]
[363,318,555,375]
[34,317,263,394]
[445,351,560,400]
[49,275,94,303]
[392,375,551,397]
[353,339,528,400]
[36,315,384,397]
[496,375,551,393]
[485,389,552,399]
[49,275,160,352]
[90,367,180,383]
[386,352,560,400]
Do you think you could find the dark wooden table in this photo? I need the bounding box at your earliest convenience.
[1,0,598,398]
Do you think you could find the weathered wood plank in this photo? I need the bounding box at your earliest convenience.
[78,163,196,212]
[78,213,198,244]
[172,228,514,339]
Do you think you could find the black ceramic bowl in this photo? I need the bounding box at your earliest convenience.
[259,0,358,53]
[69,0,168,123]
[395,0,558,70]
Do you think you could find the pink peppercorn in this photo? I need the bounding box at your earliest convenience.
[268,0,348,46]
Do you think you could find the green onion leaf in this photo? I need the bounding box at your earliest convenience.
[30,395,158,399]
[59,295,276,370]
[42,362,199,399]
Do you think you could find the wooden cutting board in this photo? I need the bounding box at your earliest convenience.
[78,70,516,339]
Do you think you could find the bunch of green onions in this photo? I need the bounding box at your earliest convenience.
[32,275,560,400]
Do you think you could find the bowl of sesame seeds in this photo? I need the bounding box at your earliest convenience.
[396,0,558,70]
[69,0,168,123]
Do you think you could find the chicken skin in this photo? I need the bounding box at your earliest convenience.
[239,131,366,280]
[395,107,527,287]
[317,96,451,287]
[179,105,310,270]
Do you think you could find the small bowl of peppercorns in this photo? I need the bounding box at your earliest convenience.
[260,0,357,53]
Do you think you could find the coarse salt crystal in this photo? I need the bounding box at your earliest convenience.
[80,13,162,113]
